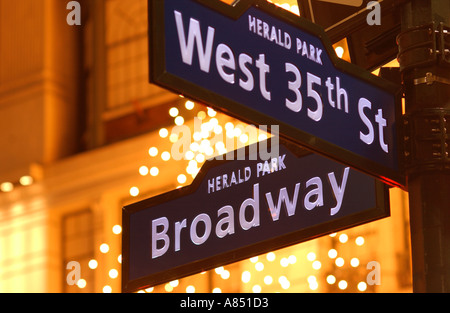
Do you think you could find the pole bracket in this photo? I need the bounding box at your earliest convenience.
[397,22,450,72]
[413,72,450,85]
[403,108,450,174]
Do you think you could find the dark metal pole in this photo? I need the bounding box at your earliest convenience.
[397,0,450,292]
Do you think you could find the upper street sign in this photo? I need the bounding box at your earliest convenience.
[149,0,404,187]
[122,140,390,292]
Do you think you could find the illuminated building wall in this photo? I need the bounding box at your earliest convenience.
[0,0,412,293]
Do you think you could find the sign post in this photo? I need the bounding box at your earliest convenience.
[122,140,390,292]
[149,0,404,188]
[398,0,450,292]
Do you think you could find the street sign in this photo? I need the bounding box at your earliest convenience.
[149,0,404,188]
[122,140,390,292]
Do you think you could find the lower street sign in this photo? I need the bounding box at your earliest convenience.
[122,140,390,292]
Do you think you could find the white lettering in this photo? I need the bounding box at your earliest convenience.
[239,183,260,230]
[265,183,300,221]
[307,72,323,121]
[216,43,235,84]
[248,15,256,32]
[190,214,212,245]
[296,38,323,65]
[336,77,349,113]
[175,219,187,252]
[216,205,235,238]
[304,177,324,211]
[375,109,389,153]
[174,11,215,72]
[285,62,302,112]
[359,98,375,145]
[325,77,335,108]
[152,217,170,259]
[255,54,271,101]
[328,167,350,216]
[238,54,254,91]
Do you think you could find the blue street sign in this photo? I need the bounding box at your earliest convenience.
[122,140,389,292]
[149,0,404,188]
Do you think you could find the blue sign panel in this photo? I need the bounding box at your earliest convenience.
[149,0,404,187]
[122,140,389,292]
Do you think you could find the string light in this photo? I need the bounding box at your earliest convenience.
[280,257,289,267]
[88,259,98,269]
[77,279,87,288]
[139,166,149,176]
[255,262,264,271]
[177,174,187,184]
[339,234,348,243]
[109,269,118,279]
[175,116,185,126]
[266,252,276,262]
[159,128,169,138]
[326,275,336,285]
[197,111,206,120]
[150,167,159,176]
[252,285,262,293]
[335,257,345,267]
[161,151,171,161]
[221,270,230,280]
[169,134,179,143]
[241,271,251,283]
[312,260,322,270]
[129,187,139,197]
[328,249,338,259]
[100,243,110,254]
[288,255,297,264]
[0,182,13,193]
[308,276,319,291]
[185,100,195,110]
[264,275,273,285]
[307,252,316,261]
[169,107,179,117]
[279,276,290,290]
[19,175,33,186]
[338,280,348,290]
[356,236,365,246]
[358,282,368,292]
[165,284,173,292]
[350,258,360,267]
[148,147,158,157]
[207,107,217,117]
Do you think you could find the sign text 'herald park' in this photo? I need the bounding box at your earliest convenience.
[122,141,390,292]
[149,0,404,188]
